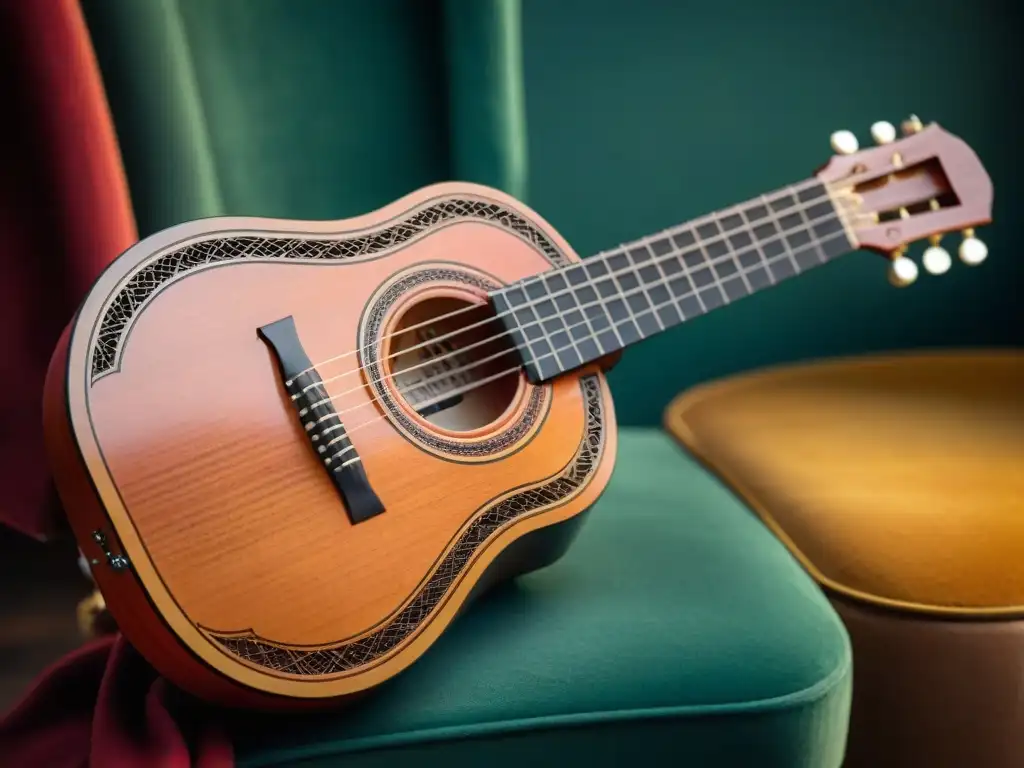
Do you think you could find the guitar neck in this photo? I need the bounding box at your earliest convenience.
[489,177,854,383]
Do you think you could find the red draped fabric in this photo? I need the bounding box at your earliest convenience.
[0,635,234,767]
[0,2,234,765]
[0,0,136,540]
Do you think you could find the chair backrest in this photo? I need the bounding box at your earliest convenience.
[82,0,1023,426]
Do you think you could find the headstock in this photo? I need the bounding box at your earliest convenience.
[817,116,993,287]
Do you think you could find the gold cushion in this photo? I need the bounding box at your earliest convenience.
[664,350,1024,617]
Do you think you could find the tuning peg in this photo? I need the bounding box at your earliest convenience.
[870,121,897,145]
[901,115,924,135]
[830,130,859,155]
[888,252,919,287]
[922,238,952,275]
[959,229,988,266]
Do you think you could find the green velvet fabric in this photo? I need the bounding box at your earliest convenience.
[443,0,529,199]
[228,430,851,767]
[82,0,450,231]
[81,0,1022,427]
[80,0,529,232]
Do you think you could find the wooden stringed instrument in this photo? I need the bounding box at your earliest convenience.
[44,117,992,709]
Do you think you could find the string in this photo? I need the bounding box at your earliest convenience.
[319,225,853,458]
[306,192,864,416]
[291,172,857,385]
[299,195,864,415]
[319,215,854,427]
[287,301,491,386]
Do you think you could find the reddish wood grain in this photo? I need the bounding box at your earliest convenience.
[43,182,618,707]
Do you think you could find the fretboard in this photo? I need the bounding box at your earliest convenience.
[489,178,853,382]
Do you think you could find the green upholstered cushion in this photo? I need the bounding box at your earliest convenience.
[230,429,852,767]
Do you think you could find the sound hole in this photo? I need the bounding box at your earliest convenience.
[385,297,523,432]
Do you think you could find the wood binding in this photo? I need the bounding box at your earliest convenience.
[43,182,619,708]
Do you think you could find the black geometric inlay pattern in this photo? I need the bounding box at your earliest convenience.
[90,197,573,381]
[206,374,604,676]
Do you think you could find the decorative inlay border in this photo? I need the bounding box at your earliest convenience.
[358,267,547,458]
[89,197,572,381]
[205,374,604,677]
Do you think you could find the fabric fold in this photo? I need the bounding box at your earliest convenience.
[0,634,234,767]
[0,0,137,541]
[442,0,529,199]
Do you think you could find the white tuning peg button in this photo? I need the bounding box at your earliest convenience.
[922,245,952,275]
[830,130,859,155]
[870,121,897,145]
[888,255,919,287]
[959,233,988,266]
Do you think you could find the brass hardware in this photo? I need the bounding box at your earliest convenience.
[958,228,988,266]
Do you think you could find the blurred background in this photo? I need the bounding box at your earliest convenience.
[1,0,1020,712]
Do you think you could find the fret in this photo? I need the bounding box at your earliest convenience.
[716,210,756,298]
[535,271,583,372]
[681,258,715,315]
[766,190,806,277]
[692,217,730,309]
[692,232,727,310]
[623,244,666,335]
[661,229,708,323]
[488,285,550,381]
[525,276,576,380]
[794,184,829,266]
[620,232,836,346]
[735,203,775,290]
[582,257,631,349]
[572,261,625,357]
[490,177,852,383]
[635,237,689,324]
[666,229,709,316]
[640,236,684,329]
[772,187,820,273]
[755,194,800,283]
[705,211,752,303]
[561,263,610,362]
[800,183,852,260]
[600,251,646,345]
[558,229,829,360]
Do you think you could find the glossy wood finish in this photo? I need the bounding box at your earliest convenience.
[815,123,993,253]
[43,182,618,707]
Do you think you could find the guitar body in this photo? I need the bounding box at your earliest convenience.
[43,119,992,711]
[43,182,618,709]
